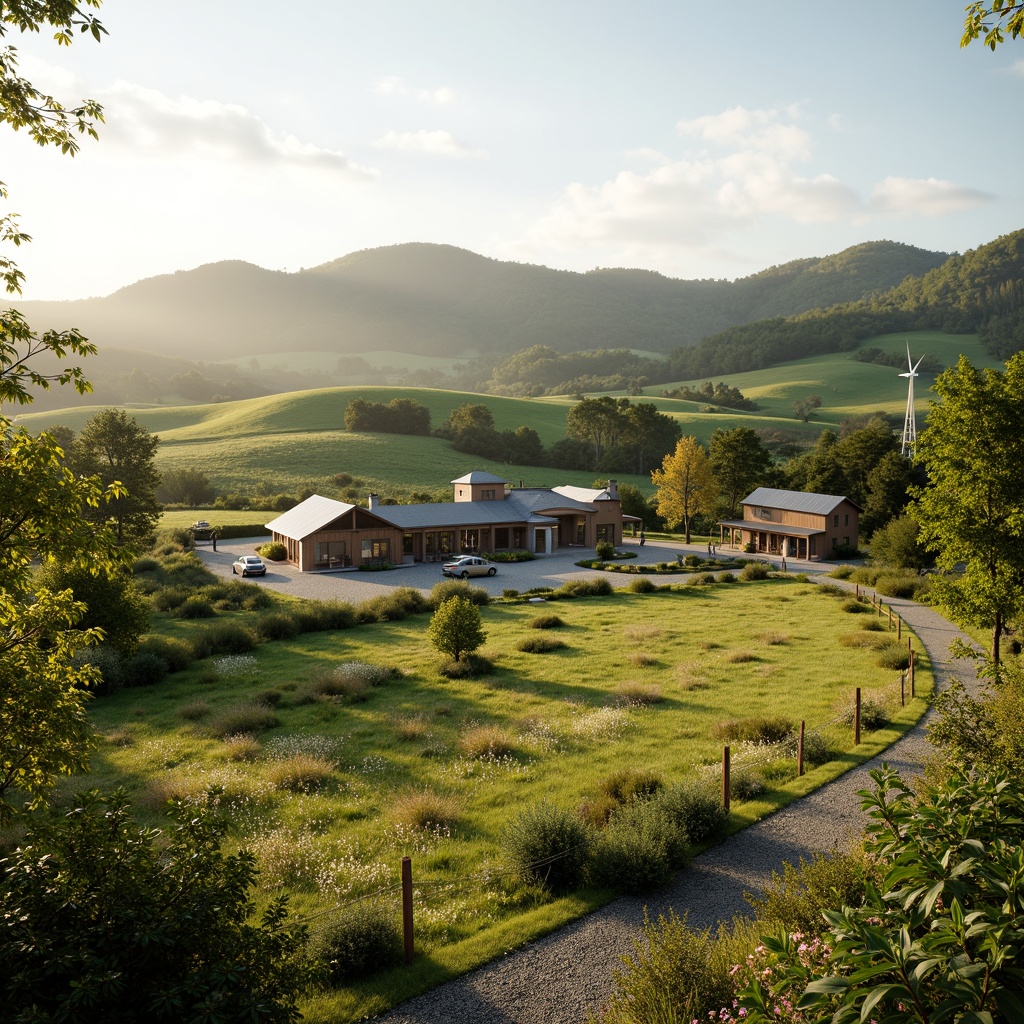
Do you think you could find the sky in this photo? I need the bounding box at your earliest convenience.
[6,0,1024,300]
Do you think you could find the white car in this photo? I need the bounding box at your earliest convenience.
[232,555,267,577]
[442,555,497,578]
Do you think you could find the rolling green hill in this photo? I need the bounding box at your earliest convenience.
[14,330,997,501]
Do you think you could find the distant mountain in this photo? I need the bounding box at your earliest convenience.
[15,240,949,363]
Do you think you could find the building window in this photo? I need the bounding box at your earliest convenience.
[482,488,495,500]
[833,514,839,526]
[361,538,391,561]
[460,529,479,552]
[843,537,849,547]
[314,540,347,568]
[596,524,611,542]
[495,527,510,549]
[831,537,839,549]
[403,533,414,555]
[844,513,849,526]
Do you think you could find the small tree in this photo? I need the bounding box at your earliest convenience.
[427,595,486,662]
[651,436,718,544]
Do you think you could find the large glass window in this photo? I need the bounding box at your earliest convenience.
[494,527,509,549]
[361,539,391,561]
[314,540,347,568]
[459,529,479,553]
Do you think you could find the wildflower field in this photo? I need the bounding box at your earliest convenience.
[74,577,930,1021]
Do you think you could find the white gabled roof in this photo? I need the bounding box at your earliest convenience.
[265,494,356,539]
[742,487,857,516]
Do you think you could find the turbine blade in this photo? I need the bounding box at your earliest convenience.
[912,354,925,373]
[906,340,913,370]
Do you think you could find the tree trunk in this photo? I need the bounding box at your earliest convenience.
[994,609,1002,668]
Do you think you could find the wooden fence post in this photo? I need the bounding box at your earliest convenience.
[722,745,731,813]
[900,671,905,707]
[910,649,916,698]
[798,720,805,777]
[402,856,414,965]
[897,616,901,641]
[888,606,893,630]
[856,584,860,599]
[854,687,861,746]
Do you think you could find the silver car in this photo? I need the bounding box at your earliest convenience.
[442,555,497,578]
[232,555,267,577]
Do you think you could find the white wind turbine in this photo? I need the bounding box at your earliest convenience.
[900,341,925,455]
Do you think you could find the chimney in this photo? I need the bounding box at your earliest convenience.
[607,479,619,499]
[367,493,379,510]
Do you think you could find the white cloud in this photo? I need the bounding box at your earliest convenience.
[528,106,988,260]
[677,106,811,161]
[870,177,992,217]
[99,81,378,179]
[373,75,455,105]
[371,129,483,158]
[1010,59,1024,77]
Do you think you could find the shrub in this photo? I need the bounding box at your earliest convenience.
[310,903,403,984]
[254,689,284,708]
[266,755,335,793]
[133,556,160,574]
[120,651,169,688]
[841,598,868,613]
[801,730,835,767]
[391,789,459,830]
[683,554,701,567]
[722,648,757,663]
[592,911,756,1024]
[357,587,431,622]
[502,802,592,894]
[729,768,766,801]
[0,791,313,1022]
[757,629,789,645]
[837,694,889,730]
[150,586,191,613]
[429,579,490,607]
[627,651,658,667]
[860,618,886,631]
[695,572,717,585]
[552,577,613,598]
[717,571,736,583]
[595,540,615,560]
[223,734,261,762]
[257,541,287,561]
[738,561,770,581]
[599,769,664,804]
[458,724,515,759]
[614,680,664,705]
[517,634,567,653]
[627,577,656,594]
[393,718,428,743]
[206,704,279,739]
[528,614,565,629]
[590,801,676,892]
[873,573,922,599]
[251,612,300,642]
[179,701,210,724]
[308,600,357,630]
[713,716,793,745]
[438,653,493,678]
[191,622,257,658]
[307,669,369,703]
[876,640,911,670]
[502,588,520,599]
[839,631,881,648]
[175,596,216,620]
[653,781,729,844]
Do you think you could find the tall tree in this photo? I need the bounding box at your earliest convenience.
[71,408,161,545]
[833,415,900,507]
[708,426,774,519]
[566,396,627,468]
[0,0,119,824]
[651,437,718,544]
[620,401,682,474]
[911,353,1024,665]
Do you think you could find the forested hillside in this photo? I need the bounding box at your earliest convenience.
[666,228,1024,380]
[18,239,946,365]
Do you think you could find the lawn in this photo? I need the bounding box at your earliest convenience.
[74,576,930,1022]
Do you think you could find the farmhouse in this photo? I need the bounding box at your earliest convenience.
[265,471,625,571]
[718,487,861,560]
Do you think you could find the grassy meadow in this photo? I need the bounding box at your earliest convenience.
[74,576,931,1021]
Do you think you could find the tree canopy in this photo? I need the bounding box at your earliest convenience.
[650,437,718,544]
[911,353,1024,665]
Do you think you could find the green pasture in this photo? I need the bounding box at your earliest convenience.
[76,579,930,1022]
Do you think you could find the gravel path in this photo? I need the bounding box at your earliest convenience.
[375,591,979,1024]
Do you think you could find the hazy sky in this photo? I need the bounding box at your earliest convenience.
[7,0,1023,299]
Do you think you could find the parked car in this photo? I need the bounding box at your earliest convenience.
[191,520,211,531]
[442,555,497,578]
[232,555,267,577]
